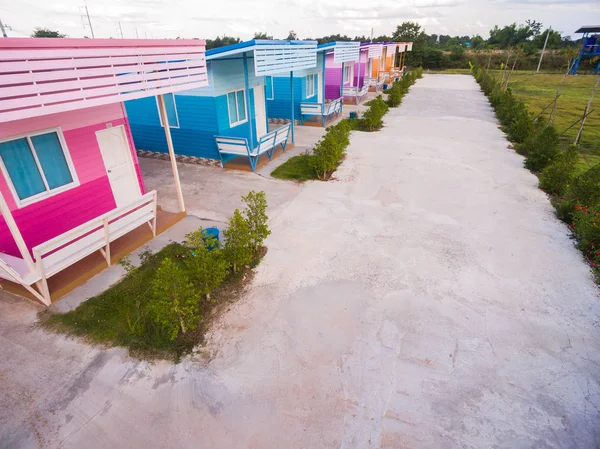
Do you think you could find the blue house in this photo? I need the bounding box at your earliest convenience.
[125,40,318,171]
[267,42,360,127]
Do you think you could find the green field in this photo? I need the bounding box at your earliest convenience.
[505,72,600,165]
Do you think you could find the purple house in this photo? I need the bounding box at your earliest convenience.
[318,42,361,104]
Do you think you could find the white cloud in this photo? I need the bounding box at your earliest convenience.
[0,0,593,40]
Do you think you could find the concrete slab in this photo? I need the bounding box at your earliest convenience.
[2,74,600,449]
[139,157,302,223]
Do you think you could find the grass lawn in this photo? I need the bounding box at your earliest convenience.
[505,72,600,156]
[271,154,316,182]
[44,243,263,360]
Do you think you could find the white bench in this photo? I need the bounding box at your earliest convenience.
[342,85,370,103]
[215,123,291,172]
[0,191,158,305]
[299,98,342,126]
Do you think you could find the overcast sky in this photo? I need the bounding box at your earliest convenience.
[1,0,598,41]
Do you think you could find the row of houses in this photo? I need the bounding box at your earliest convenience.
[0,37,411,305]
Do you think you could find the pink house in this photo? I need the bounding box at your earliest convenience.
[0,38,208,305]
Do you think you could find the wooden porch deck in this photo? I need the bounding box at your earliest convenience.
[1,208,186,304]
[223,143,295,172]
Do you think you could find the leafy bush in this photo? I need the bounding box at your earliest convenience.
[361,95,389,131]
[242,190,271,253]
[523,126,560,172]
[309,120,351,179]
[223,209,253,272]
[539,146,578,195]
[552,196,576,224]
[184,229,229,300]
[415,67,424,79]
[565,164,600,208]
[149,257,201,340]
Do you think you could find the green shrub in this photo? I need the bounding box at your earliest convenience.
[415,67,424,79]
[149,257,201,341]
[184,229,229,300]
[572,205,600,255]
[361,95,389,131]
[223,209,253,272]
[523,126,560,172]
[565,163,600,208]
[242,190,271,253]
[505,103,534,144]
[552,196,576,224]
[309,120,351,179]
[539,146,578,195]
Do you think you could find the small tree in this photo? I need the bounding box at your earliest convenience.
[32,28,66,38]
[149,258,200,340]
[242,191,270,253]
[184,229,229,300]
[286,30,298,40]
[223,209,253,272]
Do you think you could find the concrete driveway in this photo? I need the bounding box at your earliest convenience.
[2,74,600,448]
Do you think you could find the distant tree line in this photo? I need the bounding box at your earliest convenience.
[31,21,589,71]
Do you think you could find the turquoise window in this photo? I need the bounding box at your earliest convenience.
[227,90,247,126]
[0,131,75,203]
[157,93,179,128]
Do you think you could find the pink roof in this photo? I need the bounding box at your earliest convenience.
[0,38,209,123]
[0,37,206,49]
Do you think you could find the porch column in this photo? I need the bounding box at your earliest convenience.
[157,94,185,213]
[322,51,326,102]
[290,71,295,143]
[340,61,344,113]
[243,53,254,147]
[0,194,35,272]
[356,54,362,105]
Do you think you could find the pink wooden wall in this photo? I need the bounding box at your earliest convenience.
[324,51,369,100]
[0,103,145,256]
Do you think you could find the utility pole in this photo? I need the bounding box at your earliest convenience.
[0,19,10,38]
[135,27,139,39]
[536,26,551,73]
[118,21,123,38]
[82,2,95,38]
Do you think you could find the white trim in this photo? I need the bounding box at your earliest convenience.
[306,73,316,98]
[226,88,248,128]
[0,127,80,209]
[155,93,180,129]
[266,76,274,100]
[343,65,351,84]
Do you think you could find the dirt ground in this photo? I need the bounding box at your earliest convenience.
[1,75,600,449]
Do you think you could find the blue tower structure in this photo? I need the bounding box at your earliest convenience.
[571,26,600,75]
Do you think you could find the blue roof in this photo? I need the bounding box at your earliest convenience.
[206,39,318,60]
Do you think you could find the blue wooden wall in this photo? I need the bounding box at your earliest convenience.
[125,53,263,161]
[266,58,323,121]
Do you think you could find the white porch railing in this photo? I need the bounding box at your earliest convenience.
[0,190,157,305]
[342,85,369,99]
[300,98,343,126]
[215,124,291,172]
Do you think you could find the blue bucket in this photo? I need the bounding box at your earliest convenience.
[201,227,220,250]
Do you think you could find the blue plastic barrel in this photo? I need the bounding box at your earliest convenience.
[202,227,220,250]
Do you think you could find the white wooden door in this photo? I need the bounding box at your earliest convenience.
[317,72,323,103]
[253,85,267,138]
[96,126,140,208]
